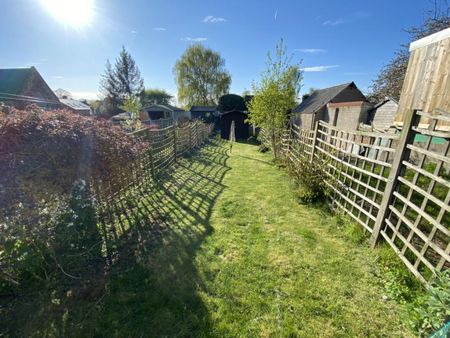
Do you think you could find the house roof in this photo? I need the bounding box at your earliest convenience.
[142,103,184,112]
[190,105,217,112]
[60,98,91,111]
[293,82,355,114]
[220,109,248,116]
[0,67,59,102]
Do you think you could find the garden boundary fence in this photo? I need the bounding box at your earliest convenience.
[93,120,213,246]
[261,109,450,284]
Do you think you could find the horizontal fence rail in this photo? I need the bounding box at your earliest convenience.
[263,109,449,284]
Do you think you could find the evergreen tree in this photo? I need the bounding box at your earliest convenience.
[99,46,144,115]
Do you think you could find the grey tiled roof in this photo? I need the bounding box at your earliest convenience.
[293,82,352,114]
[60,98,91,111]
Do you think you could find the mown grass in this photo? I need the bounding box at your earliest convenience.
[1,138,414,337]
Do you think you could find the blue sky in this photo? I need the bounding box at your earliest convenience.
[0,0,431,101]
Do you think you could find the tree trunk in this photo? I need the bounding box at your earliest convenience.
[271,127,277,160]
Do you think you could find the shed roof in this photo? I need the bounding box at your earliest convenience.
[190,105,217,112]
[373,96,398,110]
[142,103,184,112]
[60,98,91,111]
[293,82,356,114]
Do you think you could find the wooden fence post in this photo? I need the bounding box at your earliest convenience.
[173,121,178,162]
[369,109,421,247]
[310,121,319,163]
[188,124,192,151]
[146,128,155,178]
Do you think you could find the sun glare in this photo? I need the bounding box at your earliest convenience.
[40,0,94,28]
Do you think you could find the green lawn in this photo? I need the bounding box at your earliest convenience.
[3,138,412,337]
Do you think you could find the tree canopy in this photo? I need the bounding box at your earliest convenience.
[369,3,449,102]
[218,94,246,112]
[247,40,302,158]
[174,44,231,107]
[99,46,144,115]
[141,88,173,106]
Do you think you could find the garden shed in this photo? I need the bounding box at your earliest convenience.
[368,97,398,131]
[190,105,217,123]
[220,110,249,140]
[292,82,372,130]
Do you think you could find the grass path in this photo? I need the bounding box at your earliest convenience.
[190,140,410,337]
[7,139,411,337]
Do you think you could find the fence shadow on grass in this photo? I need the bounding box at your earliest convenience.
[1,138,231,337]
[78,138,231,336]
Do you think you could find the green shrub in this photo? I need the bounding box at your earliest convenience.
[406,270,450,336]
[0,106,146,293]
[288,155,329,204]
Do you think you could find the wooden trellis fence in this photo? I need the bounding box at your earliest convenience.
[265,109,449,283]
[96,120,213,205]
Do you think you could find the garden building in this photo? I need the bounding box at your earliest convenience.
[220,110,250,140]
[293,82,372,131]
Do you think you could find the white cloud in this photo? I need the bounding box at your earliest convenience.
[323,11,370,26]
[274,10,278,20]
[301,65,340,72]
[203,15,226,23]
[131,30,138,34]
[295,48,326,54]
[323,18,345,26]
[52,75,64,79]
[152,27,167,31]
[181,37,207,42]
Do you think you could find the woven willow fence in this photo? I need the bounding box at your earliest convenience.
[262,109,450,284]
[94,120,213,242]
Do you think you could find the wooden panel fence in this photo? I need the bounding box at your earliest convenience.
[265,109,450,283]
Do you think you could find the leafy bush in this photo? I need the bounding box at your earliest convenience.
[288,155,329,203]
[218,94,246,112]
[406,270,450,336]
[0,105,146,209]
[0,106,147,292]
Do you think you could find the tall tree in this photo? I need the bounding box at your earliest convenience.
[218,94,247,112]
[247,40,302,159]
[99,46,144,114]
[141,88,173,106]
[369,2,449,102]
[174,44,231,106]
